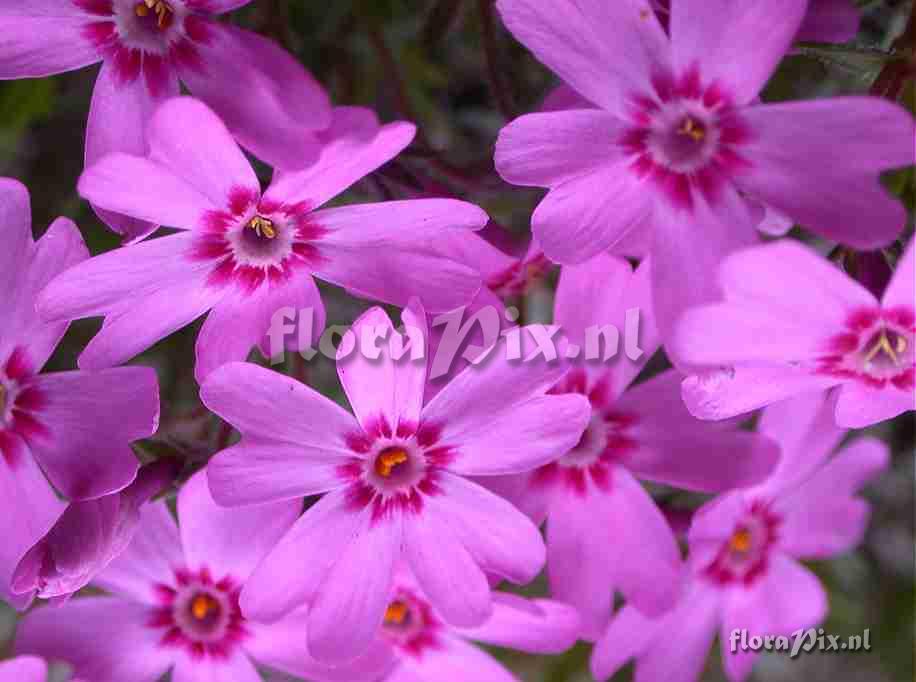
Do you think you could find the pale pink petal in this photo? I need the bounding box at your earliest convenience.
[240,488,363,622]
[555,255,659,397]
[719,602,759,682]
[26,366,158,500]
[144,97,258,210]
[78,153,217,229]
[442,393,590,476]
[672,240,878,366]
[0,179,35,352]
[532,162,653,265]
[545,487,617,641]
[264,109,415,207]
[85,60,179,242]
[402,635,518,682]
[94,502,183,604]
[726,554,827,636]
[495,0,667,116]
[179,24,332,169]
[0,656,47,682]
[736,98,914,248]
[427,472,545,585]
[590,604,662,681]
[308,515,401,664]
[201,361,359,448]
[337,306,427,432]
[0,6,101,78]
[455,593,580,654]
[651,189,759,359]
[178,471,299,583]
[207,438,348,506]
[756,390,845,495]
[777,437,888,559]
[170,650,261,682]
[4,216,88,372]
[14,597,173,681]
[797,0,860,43]
[404,505,491,628]
[835,379,914,427]
[882,237,914,309]
[619,371,780,491]
[681,365,842,421]
[195,274,325,383]
[246,608,396,682]
[602,468,683,617]
[0,450,65,610]
[670,0,807,104]
[494,110,627,187]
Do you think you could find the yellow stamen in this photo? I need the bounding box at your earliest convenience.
[729,528,752,554]
[190,594,218,621]
[374,448,409,478]
[384,601,409,625]
[863,331,903,367]
[135,1,173,30]
[678,117,706,142]
[247,215,277,239]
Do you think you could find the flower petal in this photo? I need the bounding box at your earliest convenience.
[797,0,860,42]
[589,604,660,681]
[495,110,627,187]
[201,361,359,447]
[177,471,299,583]
[179,24,331,169]
[455,593,580,654]
[882,237,914,310]
[0,5,101,78]
[736,98,913,248]
[85,60,179,242]
[670,0,807,105]
[834,380,914,428]
[171,651,261,682]
[0,179,36,348]
[14,597,173,681]
[495,0,667,116]
[403,507,492,628]
[264,108,415,208]
[308,514,401,664]
[0,657,47,682]
[26,366,159,500]
[402,635,518,682]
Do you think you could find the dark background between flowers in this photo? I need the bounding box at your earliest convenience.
[0,1,913,680]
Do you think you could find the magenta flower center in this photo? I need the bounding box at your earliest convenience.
[149,567,249,660]
[379,589,440,657]
[0,349,48,465]
[621,68,750,210]
[705,501,780,586]
[819,307,916,390]
[338,418,455,523]
[191,187,328,295]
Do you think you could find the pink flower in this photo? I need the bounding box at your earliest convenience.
[0,0,331,240]
[591,391,889,682]
[202,303,591,663]
[673,238,916,427]
[494,0,912,344]
[486,254,779,640]
[11,460,175,605]
[0,178,159,607]
[364,567,580,682]
[14,472,392,682]
[0,657,56,682]
[37,98,488,382]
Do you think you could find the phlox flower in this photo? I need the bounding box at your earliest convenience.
[590,390,889,682]
[0,0,332,240]
[494,0,913,344]
[15,472,392,682]
[202,303,591,663]
[0,656,84,682]
[359,566,580,682]
[0,179,159,609]
[37,97,488,383]
[11,460,174,604]
[673,238,916,427]
[486,254,779,639]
